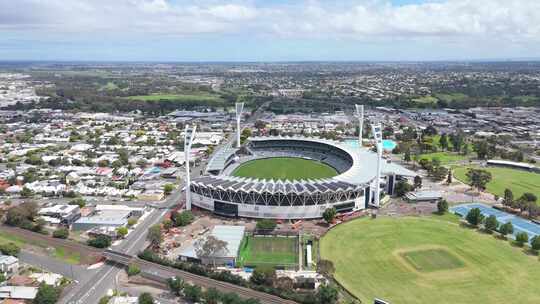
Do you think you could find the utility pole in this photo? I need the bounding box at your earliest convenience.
[184,124,196,210]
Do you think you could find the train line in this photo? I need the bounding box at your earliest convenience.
[104,250,297,304]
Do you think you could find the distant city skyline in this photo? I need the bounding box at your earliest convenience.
[1,0,539,62]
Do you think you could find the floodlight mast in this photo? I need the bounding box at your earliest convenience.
[355,104,364,148]
[371,123,383,208]
[184,124,197,211]
[235,102,244,148]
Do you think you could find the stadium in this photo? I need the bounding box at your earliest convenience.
[189,136,415,219]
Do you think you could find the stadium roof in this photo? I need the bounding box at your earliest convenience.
[197,136,416,190]
[205,140,238,173]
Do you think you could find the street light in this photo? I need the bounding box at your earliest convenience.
[235,102,244,148]
[371,123,383,208]
[184,124,196,210]
[355,104,364,148]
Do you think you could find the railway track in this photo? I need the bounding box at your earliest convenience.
[104,250,297,304]
[0,225,104,256]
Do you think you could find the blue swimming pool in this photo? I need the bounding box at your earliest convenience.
[451,203,540,243]
[344,139,397,151]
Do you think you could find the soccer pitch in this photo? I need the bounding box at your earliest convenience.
[238,236,298,268]
[320,215,540,304]
[232,157,338,180]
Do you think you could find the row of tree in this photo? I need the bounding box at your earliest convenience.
[465,207,540,250]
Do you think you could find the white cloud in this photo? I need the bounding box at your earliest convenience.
[0,0,539,43]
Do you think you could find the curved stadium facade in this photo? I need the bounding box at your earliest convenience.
[191,136,415,219]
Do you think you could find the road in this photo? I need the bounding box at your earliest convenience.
[59,101,269,303]
[59,161,207,304]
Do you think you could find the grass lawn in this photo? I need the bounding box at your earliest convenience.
[418,151,468,165]
[232,157,338,180]
[400,248,464,272]
[0,231,81,265]
[454,166,540,202]
[238,236,298,267]
[435,92,469,103]
[412,96,438,104]
[124,93,223,103]
[320,215,540,304]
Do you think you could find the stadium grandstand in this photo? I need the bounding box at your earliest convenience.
[191,136,415,219]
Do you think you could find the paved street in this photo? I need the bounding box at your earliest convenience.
[57,104,265,303]
[59,157,208,304]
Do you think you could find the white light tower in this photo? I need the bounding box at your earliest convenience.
[184,124,197,210]
[355,104,364,148]
[235,102,244,148]
[371,123,383,208]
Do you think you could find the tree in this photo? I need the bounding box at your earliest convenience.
[127,218,138,227]
[413,175,422,189]
[465,208,484,226]
[446,170,453,184]
[503,188,514,207]
[484,215,498,233]
[256,219,277,231]
[138,292,154,304]
[118,149,130,165]
[250,266,276,286]
[316,284,339,304]
[322,207,337,224]
[53,228,69,239]
[5,201,38,228]
[403,149,411,162]
[69,197,86,208]
[162,219,173,230]
[530,236,540,251]
[317,259,335,277]
[147,224,162,247]
[466,168,492,191]
[34,283,60,304]
[394,180,413,197]
[163,183,175,195]
[20,186,34,198]
[194,235,228,266]
[515,232,529,247]
[116,226,128,238]
[203,287,222,304]
[87,235,112,248]
[183,284,203,302]
[422,125,438,137]
[437,199,449,214]
[172,210,194,227]
[166,276,184,296]
[499,222,514,238]
[0,243,21,256]
[473,140,489,159]
[273,276,294,291]
[439,133,449,150]
[128,264,141,276]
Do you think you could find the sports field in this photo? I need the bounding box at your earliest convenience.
[320,215,540,304]
[232,157,338,180]
[124,93,223,103]
[454,166,540,203]
[238,236,298,268]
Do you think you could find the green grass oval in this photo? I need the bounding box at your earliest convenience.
[320,215,540,304]
[231,157,338,180]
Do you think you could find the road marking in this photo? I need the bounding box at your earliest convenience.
[73,265,117,304]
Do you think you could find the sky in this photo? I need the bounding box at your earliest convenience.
[1,0,540,62]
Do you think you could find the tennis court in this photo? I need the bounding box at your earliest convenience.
[451,203,540,242]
